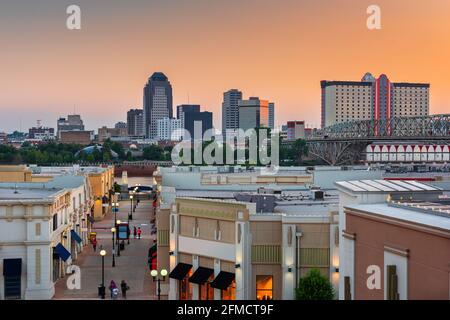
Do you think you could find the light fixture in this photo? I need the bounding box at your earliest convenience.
[151,270,158,278]
[116,219,121,225]
[100,250,106,256]
[111,227,116,233]
[160,269,168,277]
[334,267,339,273]
[287,266,292,273]
[169,251,174,256]
[235,263,241,268]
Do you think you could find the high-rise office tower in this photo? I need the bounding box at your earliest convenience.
[184,111,213,139]
[127,109,144,137]
[238,97,269,131]
[222,89,243,135]
[143,72,173,139]
[268,102,275,129]
[176,104,200,128]
[320,72,429,128]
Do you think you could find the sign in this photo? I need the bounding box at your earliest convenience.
[112,207,119,213]
[117,224,129,240]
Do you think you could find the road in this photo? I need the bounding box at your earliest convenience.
[53,199,164,300]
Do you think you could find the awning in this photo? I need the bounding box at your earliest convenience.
[3,259,22,277]
[210,271,235,290]
[169,263,192,280]
[71,230,82,244]
[189,267,214,285]
[54,243,71,262]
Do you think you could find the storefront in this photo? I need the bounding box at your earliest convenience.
[168,263,193,300]
[2,259,22,300]
[210,271,236,300]
[256,275,274,300]
[189,267,214,300]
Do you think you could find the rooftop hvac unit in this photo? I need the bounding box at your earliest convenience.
[311,190,324,200]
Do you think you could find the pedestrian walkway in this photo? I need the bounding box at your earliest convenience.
[53,200,163,300]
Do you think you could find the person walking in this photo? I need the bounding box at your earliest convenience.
[120,280,130,299]
[137,227,142,239]
[108,280,117,299]
[133,226,137,239]
[92,238,97,252]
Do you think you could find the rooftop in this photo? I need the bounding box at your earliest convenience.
[0,175,86,190]
[0,186,63,200]
[346,202,450,232]
[335,179,442,193]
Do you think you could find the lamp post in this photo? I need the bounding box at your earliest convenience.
[116,220,121,257]
[151,269,168,300]
[99,249,106,299]
[129,194,133,221]
[112,202,119,228]
[111,227,116,267]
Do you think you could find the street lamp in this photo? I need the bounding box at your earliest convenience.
[129,194,133,221]
[99,249,106,299]
[116,220,121,256]
[151,269,168,300]
[112,202,119,229]
[111,227,116,267]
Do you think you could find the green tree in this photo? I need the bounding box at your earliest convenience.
[296,269,335,300]
[143,145,165,160]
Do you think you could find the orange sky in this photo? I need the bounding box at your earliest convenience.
[1,0,449,132]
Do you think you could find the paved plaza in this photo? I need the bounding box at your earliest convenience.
[53,200,163,300]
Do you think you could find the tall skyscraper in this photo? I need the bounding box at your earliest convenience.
[238,97,269,131]
[143,72,173,139]
[268,102,275,129]
[320,72,429,128]
[127,109,144,137]
[222,89,243,134]
[184,111,213,139]
[176,104,200,128]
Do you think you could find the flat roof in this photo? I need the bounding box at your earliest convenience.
[0,187,62,200]
[346,203,450,232]
[0,175,85,190]
[335,179,442,193]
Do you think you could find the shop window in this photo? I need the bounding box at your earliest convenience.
[200,274,215,300]
[180,270,193,300]
[221,280,236,300]
[256,275,273,300]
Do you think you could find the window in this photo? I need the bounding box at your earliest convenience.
[200,274,215,300]
[256,275,273,300]
[180,270,193,300]
[222,280,236,300]
[53,214,58,231]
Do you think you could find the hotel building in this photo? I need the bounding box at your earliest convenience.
[321,73,429,128]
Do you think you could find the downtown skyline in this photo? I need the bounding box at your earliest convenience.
[1,0,450,132]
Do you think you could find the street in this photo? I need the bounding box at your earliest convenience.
[53,199,163,300]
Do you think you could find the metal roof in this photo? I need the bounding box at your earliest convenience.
[335,179,442,193]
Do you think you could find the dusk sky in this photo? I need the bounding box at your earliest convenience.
[1,0,449,132]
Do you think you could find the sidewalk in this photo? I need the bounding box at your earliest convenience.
[53,200,163,300]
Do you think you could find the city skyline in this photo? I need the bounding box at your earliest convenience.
[1,0,450,132]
